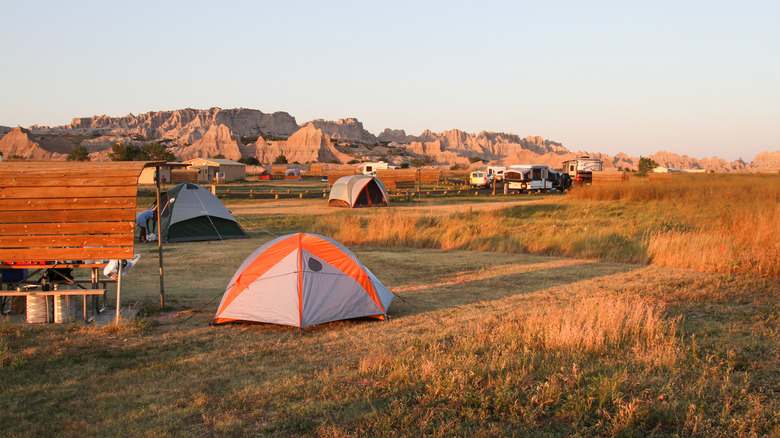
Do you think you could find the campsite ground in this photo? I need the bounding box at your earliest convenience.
[1,174,778,437]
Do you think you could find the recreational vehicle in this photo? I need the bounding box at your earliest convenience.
[504,164,553,192]
[562,157,603,184]
[358,162,391,175]
[486,166,506,182]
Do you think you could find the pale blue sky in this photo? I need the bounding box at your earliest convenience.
[1,0,777,161]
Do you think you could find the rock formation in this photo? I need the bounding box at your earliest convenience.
[59,107,299,140]
[1,107,777,172]
[306,118,377,144]
[377,128,416,143]
[0,127,66,159]
[751,151,780,172]
[169,124,243,161]
[252,123,352,164]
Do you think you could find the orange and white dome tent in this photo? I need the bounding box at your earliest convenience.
[214,233,394,328]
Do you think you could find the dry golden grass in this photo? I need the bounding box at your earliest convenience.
[2,175,778,436]
[304,173,780,277]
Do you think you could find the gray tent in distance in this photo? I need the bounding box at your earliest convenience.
[328,175,389,208]
[158,183,247,242]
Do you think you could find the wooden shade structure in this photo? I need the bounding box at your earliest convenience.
[0,161,163,323]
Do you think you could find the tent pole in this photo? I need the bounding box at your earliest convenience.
[156,165,166,308]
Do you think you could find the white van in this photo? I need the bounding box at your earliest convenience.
[469,171,491,187]
[504,164,552,191]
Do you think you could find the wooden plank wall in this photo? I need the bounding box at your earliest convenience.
[0,161,150,263]
[171,169,198,183]
[326,170,358,185]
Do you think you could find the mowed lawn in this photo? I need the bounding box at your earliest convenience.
[1,186,779,437]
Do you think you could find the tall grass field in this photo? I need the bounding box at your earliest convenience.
[0,173,778,436]
[304,173,780,277]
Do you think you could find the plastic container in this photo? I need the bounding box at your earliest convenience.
[54,295,76,323]
[26,295,49,324]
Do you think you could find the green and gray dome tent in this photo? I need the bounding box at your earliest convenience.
[158,183,247,243]
[328,175,389,208]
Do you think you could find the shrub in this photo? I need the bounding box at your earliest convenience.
[66,146,90,161]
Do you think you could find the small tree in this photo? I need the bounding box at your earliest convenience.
[143,142,175,161]
[410,155,435,168]
[66,146,91,161]
[211,153,226,159]
[637,156,659,176]
[108,143,143,161]
[238,157,260,166]
[273,154,288,164]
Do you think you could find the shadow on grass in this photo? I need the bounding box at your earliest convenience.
[501,202,569,219]
[388,259,643,318]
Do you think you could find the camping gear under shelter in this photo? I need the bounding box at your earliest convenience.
[328,175,389,208]
[214,233,394,328]
[158,183,247,243]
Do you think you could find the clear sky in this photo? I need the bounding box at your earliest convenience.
[1,0,777,161]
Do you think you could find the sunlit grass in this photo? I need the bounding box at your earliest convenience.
[1,174,777,436]
[303,173,780,276]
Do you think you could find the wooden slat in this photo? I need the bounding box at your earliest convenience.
[0,161,152,172]
[0,176,140,188]
[0,162,155,268]
[0,289,107,297]
[0,185,138,199]
[0,197,137,211]
[0,246,134,261]
[419,170,442,182]
[0,222,135,235]
[0,209,135,223]
[0,234,134,248]
[327,170,359,185]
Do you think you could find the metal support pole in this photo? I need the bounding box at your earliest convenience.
[115,260,122,325]
[156,165,166,308]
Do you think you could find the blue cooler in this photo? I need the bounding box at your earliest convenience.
[2,269,28,283]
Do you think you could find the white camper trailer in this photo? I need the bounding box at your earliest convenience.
[504,164,553,192]
[358,162,390,175]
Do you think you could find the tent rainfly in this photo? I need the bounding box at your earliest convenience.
[158,183,247,243]
[328,175,389,208]
[213,233,394,328]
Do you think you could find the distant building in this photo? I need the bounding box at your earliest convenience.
[138,162,189,185]
[184,158,246,183]
[653,166,682,173]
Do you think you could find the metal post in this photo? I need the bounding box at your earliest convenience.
[156,165,165,308]
[115,260,122,324]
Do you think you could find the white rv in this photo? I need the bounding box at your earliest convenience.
[504,164,553,192]
[562,157,603,184]
[486,166,506,182]
[358,162,390,175]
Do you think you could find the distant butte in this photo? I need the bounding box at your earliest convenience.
[1,108,777,173]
